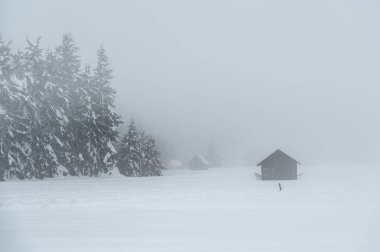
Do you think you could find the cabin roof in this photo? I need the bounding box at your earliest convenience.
[190,154,210,166]
[257,149,301,166]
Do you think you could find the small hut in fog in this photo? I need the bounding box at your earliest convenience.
[189,155,210,170]
[257,149,300,180]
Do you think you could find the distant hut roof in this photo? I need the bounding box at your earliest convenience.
[188,154,211,170]
[196,154,210,166]
[257,149,300,166]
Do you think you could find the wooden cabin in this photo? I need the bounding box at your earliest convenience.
[257,149,300,180]
[189,154,210,170]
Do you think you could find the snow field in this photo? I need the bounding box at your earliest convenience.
[1,165,379,252]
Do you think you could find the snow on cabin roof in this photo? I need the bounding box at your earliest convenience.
[195,154,210,165]
[257,149,301,166]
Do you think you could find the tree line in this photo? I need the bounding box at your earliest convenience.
[0,34,163,180]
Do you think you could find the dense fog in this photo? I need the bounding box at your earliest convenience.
[1,0,379,165]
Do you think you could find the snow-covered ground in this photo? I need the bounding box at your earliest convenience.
[1,165,379,252]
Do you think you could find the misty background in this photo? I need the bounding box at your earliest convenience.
[1,0,379,165]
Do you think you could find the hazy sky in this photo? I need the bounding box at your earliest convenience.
[1,0,380,164]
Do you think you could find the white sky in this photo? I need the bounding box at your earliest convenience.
[1,0,380,164]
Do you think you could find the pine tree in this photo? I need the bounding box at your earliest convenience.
[76,65,99,176]
[0,33,156,180]
[0,35,31,179]
[54,33,81,175]
[117,118,140,176]
[117,120,164,177]
[142,135,163,176]
[92,46,121,174]
[139,132,148,176]
[66,65,87,175]
[23,39,61,178]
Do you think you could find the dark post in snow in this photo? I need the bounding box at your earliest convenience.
[278,183,282,191]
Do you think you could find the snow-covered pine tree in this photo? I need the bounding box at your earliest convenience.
[54,33,81,175]
[76,65,99,176]
[0,35,31,180]
[117,118,140,176]
[23,38,61,178]
[139,131,148,176]
[92,46,121,174]
[141,135,163,176]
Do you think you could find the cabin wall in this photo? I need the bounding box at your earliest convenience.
[261,156,297,180]
[189,159,208,170]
